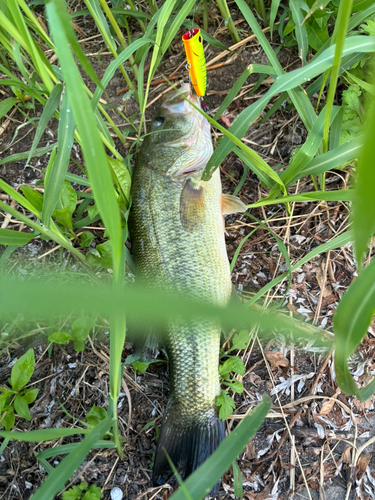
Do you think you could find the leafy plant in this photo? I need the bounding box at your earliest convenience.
[48,316,96,352]
[62,482,103,500]
[216,330,250,420]
[0,349,38,430]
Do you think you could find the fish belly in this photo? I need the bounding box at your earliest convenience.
[131,166,231,489]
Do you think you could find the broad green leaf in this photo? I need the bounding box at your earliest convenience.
[14,394,31,421]
[0,393,8,413]
[352,95,375,264]
[1,407,15,431]
[20,186,44,212]
[108,156,131,206]
[48,332,72,344]
[219,357,245,376]
[0,97,17,119]
[30,416,112,500]
[86,240,113,269]
[230,330,251,352]
[43,92,75,227]
[71,316,95,341]
[23,388,39,404]
[52,180,77,231]
[86,405,106,427]
[0,229,36,246]
[25,84,62,167]
[215,391,236,420]
[11,348,35,391]
[79,232,94,248]
[223,380,244,393]
[334,258,375,400]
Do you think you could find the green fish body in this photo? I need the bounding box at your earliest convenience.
[130,84,246,489]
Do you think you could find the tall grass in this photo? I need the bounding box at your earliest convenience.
[0,0,375,498]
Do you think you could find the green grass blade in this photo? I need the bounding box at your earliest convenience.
[0,179,41,216]
[247,230,354,306]
[203,35,375,180]
[270,0,282,38]
[0,246,19,269]
[289,0,308,64]
[141,0,178,124]
[35,440,116,460]
[169,397,271,500]
[235,0,317,130]
[0,97,18,119]
[91,38,153,110]
[233,147,274,188]
[0,229,36,245]
[0,144,56,167]
[322,0,353,154]
[0,428,90,441]
[352,94,375,265]
[160,0,195,54]
[65,173,90,187]
[334,258,375,400]
[291,135,364,182]
[0,276,330,347]
[25,84,62,167]
[30,416,112,500]
[248,189,354,209]
[214,64,276,121]
[42,92,75,227]
[46,0,122,269]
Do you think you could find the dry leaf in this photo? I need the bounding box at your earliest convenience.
[356,454,371,480]
[265,351,289,369]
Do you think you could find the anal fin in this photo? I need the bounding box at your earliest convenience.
[221,194,247,215]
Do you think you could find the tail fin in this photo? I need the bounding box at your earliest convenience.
[152,404,225,495]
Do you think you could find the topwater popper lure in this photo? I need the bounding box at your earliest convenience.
[182,29,207,97]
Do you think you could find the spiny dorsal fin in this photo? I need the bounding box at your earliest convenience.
[180,179,205,232]
[221,194,247,215]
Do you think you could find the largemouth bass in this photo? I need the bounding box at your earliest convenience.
[130,84,246,490]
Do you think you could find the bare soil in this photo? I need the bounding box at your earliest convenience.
[1,5,375,500]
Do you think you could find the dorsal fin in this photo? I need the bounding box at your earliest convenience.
[221,194,247,215]
[180,179,204,232]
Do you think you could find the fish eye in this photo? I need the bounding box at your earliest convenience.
[153,116,164,126]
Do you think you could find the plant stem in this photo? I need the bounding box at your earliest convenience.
[99,0,138,80]
[203,0,208,32]
[321,0,353,190]
[215,0,241,43]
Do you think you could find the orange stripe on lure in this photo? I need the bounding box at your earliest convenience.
[182,29,207,97]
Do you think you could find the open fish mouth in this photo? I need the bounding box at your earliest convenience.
[161,83,201,117]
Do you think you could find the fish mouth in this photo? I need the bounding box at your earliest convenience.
[161,83,200,116]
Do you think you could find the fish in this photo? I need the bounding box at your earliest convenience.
[130,83,247,491]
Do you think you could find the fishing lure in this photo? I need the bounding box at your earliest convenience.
[182,29,207,97]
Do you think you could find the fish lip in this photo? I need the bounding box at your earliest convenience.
[161,83,201,115]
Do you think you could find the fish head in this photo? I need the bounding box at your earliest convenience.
[140,83,213,179]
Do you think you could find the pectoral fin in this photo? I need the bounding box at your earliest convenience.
[221,194,247,214]
[180,179,205,232]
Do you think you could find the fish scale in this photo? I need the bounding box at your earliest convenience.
[130,84,246,491]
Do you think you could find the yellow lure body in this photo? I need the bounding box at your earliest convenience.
[182,29,207,97]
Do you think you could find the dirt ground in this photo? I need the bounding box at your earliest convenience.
[1,4,375,500]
